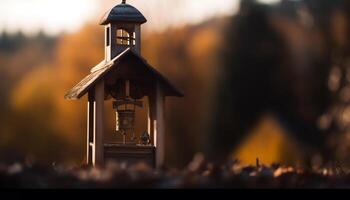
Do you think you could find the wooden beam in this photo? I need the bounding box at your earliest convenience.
[148,94,156,147]
[93,81,105,166]
[148,110,151,143]
[87,91,95,166]
[155,81,165,168]
[110,24,118,60]
[105,25,112,62]
[135,25,141,54]
[126,80,130,97]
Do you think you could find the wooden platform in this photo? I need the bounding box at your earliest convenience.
[104,144,156,167]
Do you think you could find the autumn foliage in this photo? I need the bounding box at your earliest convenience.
[2,0,350,171]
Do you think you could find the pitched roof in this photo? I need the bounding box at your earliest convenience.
[64,48,183,100]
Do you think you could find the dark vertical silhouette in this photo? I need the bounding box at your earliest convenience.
[207,0,349,165]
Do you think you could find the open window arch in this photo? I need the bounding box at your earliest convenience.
[117,28,136,46]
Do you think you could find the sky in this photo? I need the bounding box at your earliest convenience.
[0,0,281,36]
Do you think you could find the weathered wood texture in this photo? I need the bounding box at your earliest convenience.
[104,145,155,167]
[87,91,95,165]
[155,82,165,168]
[135,25,141,54]
[65,49,183,100]
[93,81,105,166]
[65,1,183,169]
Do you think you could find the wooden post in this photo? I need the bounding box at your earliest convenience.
[135,24,141,54]
[155,82,165,168]
[93,81,105,166]
[148,82,165,168]
[87,91,95,166]
[105,25,111,62]
[148,99,155,147]
[148,107,151,139]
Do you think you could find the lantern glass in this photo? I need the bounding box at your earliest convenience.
[113,97,143,145]
[117,110,135,131]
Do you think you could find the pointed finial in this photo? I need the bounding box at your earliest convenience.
[122,0,126,4]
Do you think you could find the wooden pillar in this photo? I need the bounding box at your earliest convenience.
[148,96,156,147]
[93,81,105,166]
[155,82,165,168]
[105,25,111,62]
[147,105,152,144]
[135,25,141,54]
[110,24,118,60]
[148,82,165,168]
[87,91,95,166]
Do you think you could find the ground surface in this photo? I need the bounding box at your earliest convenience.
[1,156,350,188]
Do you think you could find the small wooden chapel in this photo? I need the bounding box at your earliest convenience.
[65,0,183,168]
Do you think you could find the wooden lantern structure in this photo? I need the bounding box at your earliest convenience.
[65,0,183,168]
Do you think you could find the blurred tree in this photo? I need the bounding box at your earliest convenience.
[208,0,350,167]
[142,18,226,167]
[208,0,293,163]
[0,32,57,164]
[10,66,66,164]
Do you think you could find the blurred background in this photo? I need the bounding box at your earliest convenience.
[1,0,350,169]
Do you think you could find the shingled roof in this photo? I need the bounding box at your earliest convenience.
[65,48,183,100]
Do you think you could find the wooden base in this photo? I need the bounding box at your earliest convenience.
[104,144,156,167]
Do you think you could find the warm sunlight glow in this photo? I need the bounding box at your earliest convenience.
[233,115,304,166]
[0,0,282,35]
[0,0,99,35]
[0,0,239,35]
